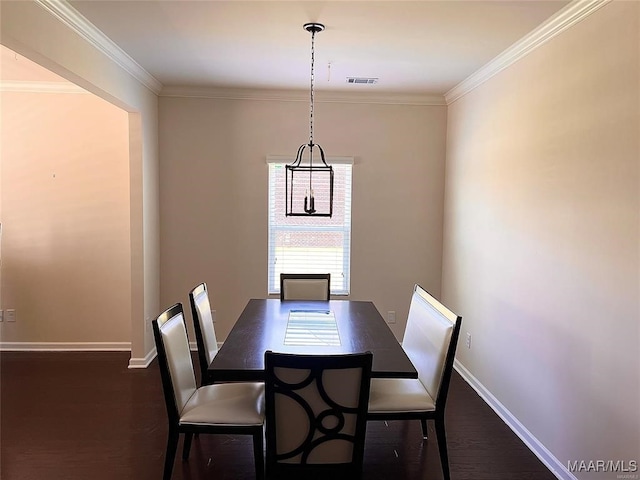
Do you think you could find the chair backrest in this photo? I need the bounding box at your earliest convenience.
[280,273,331,301]
[264,351,372,479]
[152,303,198,423]
[401,284,462,407]
[189,282,219,379]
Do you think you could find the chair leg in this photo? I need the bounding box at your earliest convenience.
[253,430,265,480]
[420,419,429,440]
[434,416,450,480]
[182,432,193,460]
[163,429,180,480]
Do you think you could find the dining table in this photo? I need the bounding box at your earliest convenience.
[208,298,417,382]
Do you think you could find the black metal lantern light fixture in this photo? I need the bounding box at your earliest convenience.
[285,23,334,217]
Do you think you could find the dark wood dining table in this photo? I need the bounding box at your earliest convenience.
[208,298,418,382]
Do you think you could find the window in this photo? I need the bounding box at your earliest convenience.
[268,156,353,295]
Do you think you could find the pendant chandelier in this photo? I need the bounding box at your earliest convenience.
[285,23,334,217]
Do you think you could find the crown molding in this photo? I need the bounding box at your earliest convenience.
[34,0,605,107]
[445,0,612,104]
[160,86,446,106]
[0,80,89,94]
[35,0,163,94]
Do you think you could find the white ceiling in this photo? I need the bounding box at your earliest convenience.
[60,0,570,96]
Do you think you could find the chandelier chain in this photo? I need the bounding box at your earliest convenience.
[285,23,333,218]
[309,29,315,146]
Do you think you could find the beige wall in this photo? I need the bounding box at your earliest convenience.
[159,97,447,340]
[443,1,639,476]
[1,1,159,363]
[0,90,131,343]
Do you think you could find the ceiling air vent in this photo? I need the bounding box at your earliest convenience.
[346,77,379,85]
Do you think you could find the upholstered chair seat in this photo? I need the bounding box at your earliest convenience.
[368,378,435,413]
[179,382,264,426]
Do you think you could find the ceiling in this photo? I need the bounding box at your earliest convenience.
[59,0,570,97]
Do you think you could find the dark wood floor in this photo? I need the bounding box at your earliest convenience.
[0,352,556,480]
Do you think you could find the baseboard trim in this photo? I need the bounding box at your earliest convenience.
[0,342,131,352]
[454,360,577,480]
[128,347,157,369]
[128,341,221,368]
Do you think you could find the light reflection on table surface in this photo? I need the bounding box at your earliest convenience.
[284,310,341,346]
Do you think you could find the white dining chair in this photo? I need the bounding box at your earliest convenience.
[280,273,331,301]
[264,350,372,480]
[367,284,462,480]
[152,303,265,480]
[188,282,219,385]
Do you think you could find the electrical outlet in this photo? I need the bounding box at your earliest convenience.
[466,332,472,349]
[387,311,396,324]
[6,309,16,322]
[211,310,216,323]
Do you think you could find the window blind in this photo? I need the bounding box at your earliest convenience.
[267,158,353,295]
